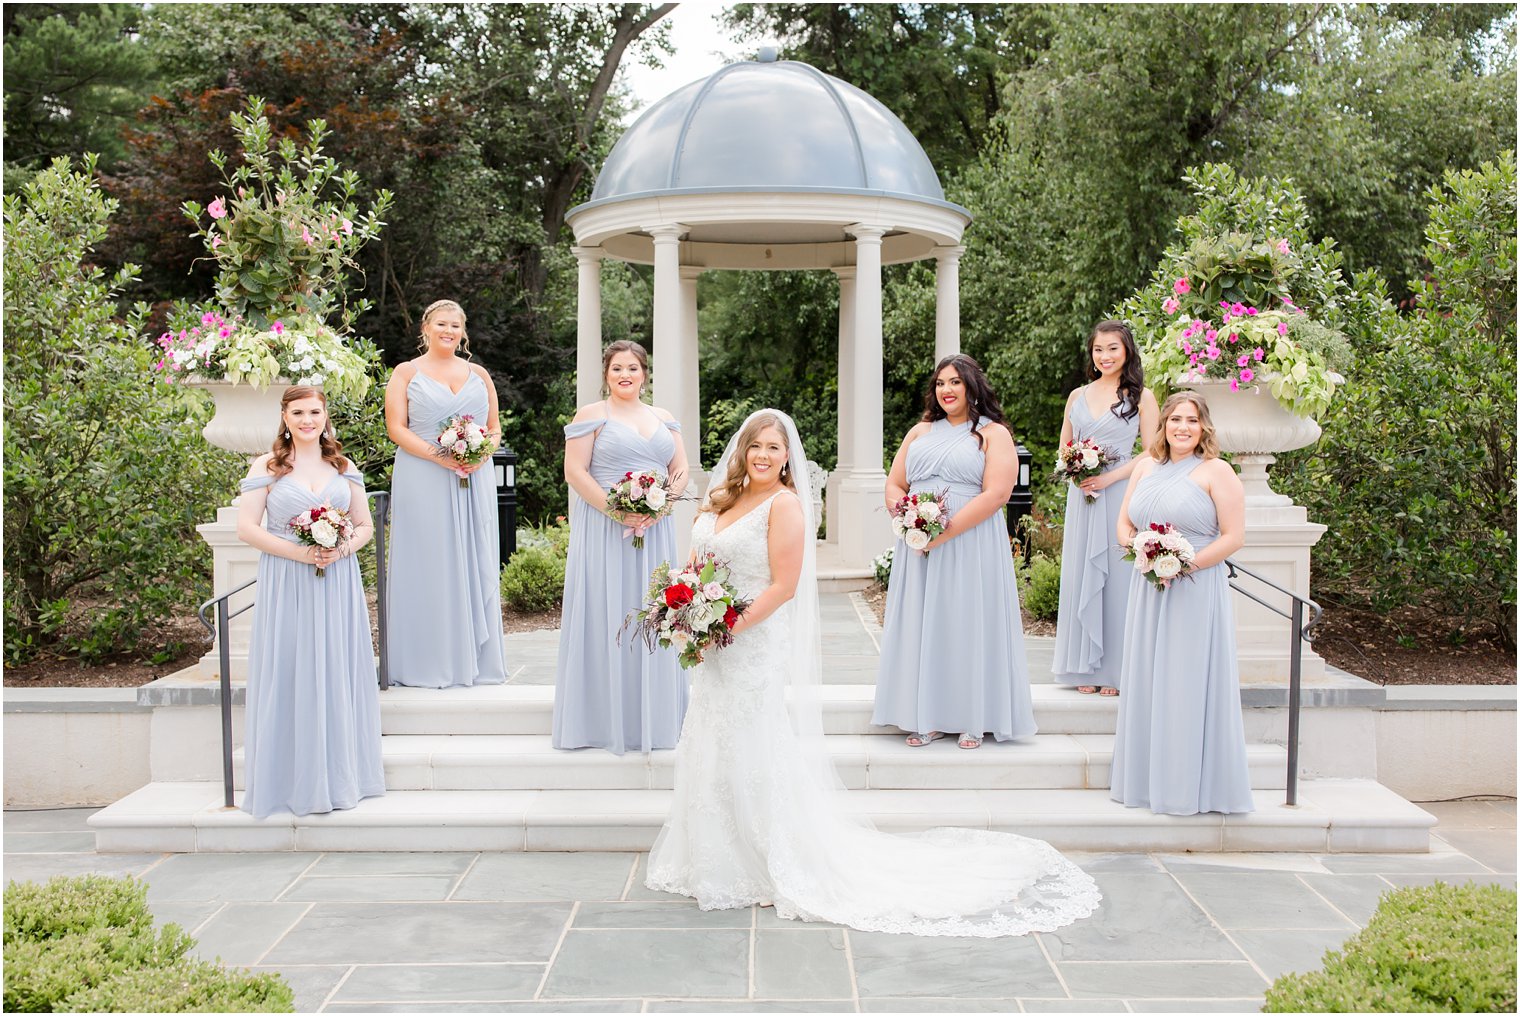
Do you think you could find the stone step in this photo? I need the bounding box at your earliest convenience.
[231,733,1290,792]
[88,779,1435,854]
[379,683,1121,736]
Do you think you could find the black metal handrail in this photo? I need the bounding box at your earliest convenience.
[1224,557,1322,807]
[196,489,392,809]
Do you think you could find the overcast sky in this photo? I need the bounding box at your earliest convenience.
[618,4,751,117]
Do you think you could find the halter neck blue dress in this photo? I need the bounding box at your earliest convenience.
[1109,455,1254,815]
[873,418,1037,741]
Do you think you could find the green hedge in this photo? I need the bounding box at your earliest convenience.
[1264,881,1517,1013]
[3,875,293,1013]
[500,518,571,613]
[1015,552,1062,621]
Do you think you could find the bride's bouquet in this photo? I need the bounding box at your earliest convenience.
[890,490,950,553]
[621,554,751,669]
[606,470,673,549]
[289,503,354,578]
[1055,438,1117,503]
[438,414,491,488]
[1123,522,1196,590]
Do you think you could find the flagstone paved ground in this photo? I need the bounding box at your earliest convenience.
[4,801,1512,1013]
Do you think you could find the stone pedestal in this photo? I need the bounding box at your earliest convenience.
[1186,381,1329,684]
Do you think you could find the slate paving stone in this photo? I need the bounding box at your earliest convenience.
[263,902,570,965]
[1039,874,1238,961]
[753,929,853,999]
[454,852,637,902]
[1126,999,1267,1012]
[860,1001,1019,1013]
[251,964,349,1013]
[1173,872,1357,931]
[279,874,458,902]
[540,929,749,999]
[148,900,223,935]
[3,831,99,852]
[332,963,544,1003]
[1296,872,1395,926]
[143,852,320,902]
[646,1003,855,1013]
[1315,850,1493,874]
[306,852,478,876]
[1057,961,1267,999]
[848,931,1062,998]
[189,901,311,966]
[571,901,751,929]
[1,808,99,832]
[1380,872,1516,891]
[1431,828,1518,872]
[1019,1001,1128,1013]
[1229,929,1353,981]
[2,851,162,883]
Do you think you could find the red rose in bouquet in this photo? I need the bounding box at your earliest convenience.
[665,584,694,609]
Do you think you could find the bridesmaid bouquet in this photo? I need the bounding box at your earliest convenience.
[621,554,751,669]
[1055,438,1117,503]
[438,414,491,489]
[1123,522,1197,590]
[289,504,354,578]
[606,470,672,549]
[890,490,949,553]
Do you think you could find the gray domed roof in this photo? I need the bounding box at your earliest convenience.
[585,58,948,208]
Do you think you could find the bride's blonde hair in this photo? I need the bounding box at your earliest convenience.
[704,412,797,515]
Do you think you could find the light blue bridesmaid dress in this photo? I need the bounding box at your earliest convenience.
[1052,393,1139,687]
[240,467,385,819]
[872,418,1037,741]
[386,370,509,688]
[554,409,687,753]
[1109,454,1254,815]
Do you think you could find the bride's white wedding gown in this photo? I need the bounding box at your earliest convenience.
[645,491,1102,937]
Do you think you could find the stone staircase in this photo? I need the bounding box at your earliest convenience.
[89,596,1436,854]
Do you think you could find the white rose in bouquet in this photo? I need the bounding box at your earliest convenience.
[1080,448,1100,469]
[310,519,339,548]
[891,518,908,539]
[918,500,941,522]
[1152,555,1184,581]
[702,581,726,601]
[645,485,667,511]
[686,601,719,631]
[670,630,691,650]
[439,429,458,447]
[904,528,931,551]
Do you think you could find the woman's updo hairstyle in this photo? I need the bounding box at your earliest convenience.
[418,299,470,356]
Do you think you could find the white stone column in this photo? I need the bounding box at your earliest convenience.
[677,265,704,468]
[933,245,964,363]
[834,224,893,571]
[827,267,857,545]
[645,224,693,555]
[196,507,260,679]
[572,246,604,406]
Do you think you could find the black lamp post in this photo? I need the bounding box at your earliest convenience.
[493,445,518,565]
[1005,442,1034,561]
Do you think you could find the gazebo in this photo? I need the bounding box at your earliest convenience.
[565,50,971,576]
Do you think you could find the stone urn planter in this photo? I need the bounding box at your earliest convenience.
[182,379,292,456]
[1182,379,1322,508]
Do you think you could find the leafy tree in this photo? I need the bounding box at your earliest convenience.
[2,157,240,664]
[1,3,161,181]
[1273,153,1517,647]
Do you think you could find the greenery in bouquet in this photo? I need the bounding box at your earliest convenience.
[1120,163,1385,420]
[153,96,393,398]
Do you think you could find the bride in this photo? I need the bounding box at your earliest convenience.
[645,409,1101,936]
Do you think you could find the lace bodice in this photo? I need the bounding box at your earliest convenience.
[690,491,785,601]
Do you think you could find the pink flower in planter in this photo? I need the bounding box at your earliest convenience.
[211,235,223,249]
[302,226,315,245]
[1230,378,1240,392]
[271,321,285,336]
[1238,355,1250,367]
[1278,322,1290,336]
[1173,278,1192,295]
[1163,297,1180,314]
[1240,368,1255,383]
[1276,239,1291,255]
[1253,347,1266,362]
[1205,345,1221,361]
[341,219,353,236]
[207,197,227,219]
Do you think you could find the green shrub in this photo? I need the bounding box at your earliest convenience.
[60,959,294,1013]
[3,875,293,1013]
[1015,553,1062,621]
[1263,881,1517,1013]
[500,542,566,612]
[2,157,241,664]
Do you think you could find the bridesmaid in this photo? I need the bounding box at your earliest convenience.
[384,299,509,688]
[554,341,689,753]
[873,354,1037,750]
[1052,321,1158,696]
[236,386,385,818]
[1110,391,1253,815]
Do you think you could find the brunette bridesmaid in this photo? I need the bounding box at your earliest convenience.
[1052,321,1159,696]
[872,354,1037,749]
[236,386,385,818]
[384,299,509,688]
[554,341,689,753]
[1110,391,1253,815]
